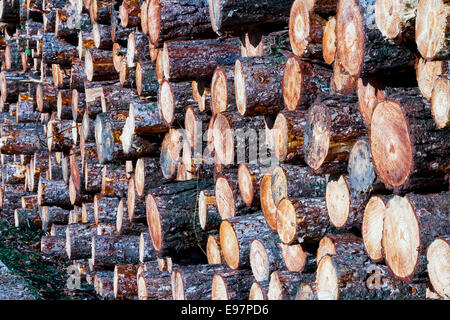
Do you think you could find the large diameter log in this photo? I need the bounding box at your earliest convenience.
[91,235,140,267]
[304,95,365,174]
[382,193,450,282]
[282,56,332,111]
[335,0,415,77]
[162,38,240,81]
[38,177,71,207]
[211,269,254,300]
[209,0,292,35]
[427,236,450,299]
[325,175,368,229]
[369,97,449,191]
[219,213,274,270]
[234,56,285,116]
[415,0,449,60]
[270,164,326,208]
[147,0,215,48]
[281,243,309,273]
[276,197,331,245]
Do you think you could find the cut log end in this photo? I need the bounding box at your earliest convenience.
[234,59,247,115]
[325,175,351,229]
[260,174,277,231]
[211,274,228,300]
[316,255,339,300]
[250,239,270,282]
[270,166,288,208]
[336,0,364,76]
[276,198,297,245]
[145,193,162,253]
[282,56,302,111]
[427,237,450,299]
[357,77,385,127]
[416,59,443,100]
[84,50,94,81]
[362,195,386,262]
[272,112,289,161]
[198,190,216,230]
[348,138,376,193]
[212,113,234,165]
[289,0,310,57]
[219,220,240,270]
[249,282,266,300]
[215,175,235,219]
[148,0,161,47]
[158,80,175,126]
[207,235,222,264]
[211,67,229,115]
[323,16,336,65]
[375,0,403,39]
[237,164,254,207]
[415,0,448,60]
[370,101,413,189]
[382,195,420,281]
[304,102,330,171]
[430,77,449,129]
[281,243,307,273]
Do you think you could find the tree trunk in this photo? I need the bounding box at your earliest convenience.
[65,223,97,259]
[211,269,254,300]
[38,177,71,207]
[114,264,139,299]
[250,236,285,282]
[91,235,140,267]
[268,271,316,300]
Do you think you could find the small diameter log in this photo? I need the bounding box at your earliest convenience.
[38,177,71,207]
[270,109,308,163]
[171,264,225,300]
[92,22,113,50]
[250,236,285,282]
[210,66,235,115]
[91,235,140,267]
[114,264,139,299]
[234,56,285,116]
[139,231,157,263]
[214,172,260,220]
[41,236,66,257]
[97,223,119,236]
[362,195,386,262]
[356,77,385,127]
[14,208,41,229]
[335,0,415,77]
[211,269,254,300]
[140,0,149,34]
[219,213,274,270]
[374,0,417,42]
[85,161,103,193]
[136,61,158,96]
[268,271,315,300]
[94,271,115,299]
[197,190,221,232]
[209,0,291,35]
[78,31,95,59]
[207,234,223,264]
[415,0,449,60]
[147,0,214,48]
[1,71,29,103]
[427,236,450,299]
[212,112,266,166]
[370,96,449,191]
[249,281,269,300]
[280,243,309,273]
[289,0,326,58]
[89,0,113,24]
[430,76,449,129]
[127,176,147,222]
[36,83,58,113]
[304,95,365,174]
[47,119,74,153]
[16,94,39,123]
[347,137,376,193]
[323,16,336,64]
[325,175,369,229]
[282,56,332,111]
[119,60,137,88]
[120,101,167,155]
[42,33,78,66]
[21,195,38,210]
[101,164,128,198]
[84,48,117,82]
[3,161,26,184]
[162,38,240,81]
[276,197,331,245]
[66,223,97,260]
[316,233,364,266]
[415,58,447,101]
[159,128,184,180]
[382,193,450,282]
[270,164,327,208]
[191,80,211,112]
[157,80,194,127]
[237,164,266,209]
[57,89,74,120]
[126,32,150,68]
[260,173,278,231]
[133,157,166,198]
[137,264,172,300]
[94,194,121,224]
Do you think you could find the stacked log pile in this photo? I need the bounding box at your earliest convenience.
[0,0,448,300]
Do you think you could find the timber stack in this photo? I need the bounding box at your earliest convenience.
[0,0,448,300]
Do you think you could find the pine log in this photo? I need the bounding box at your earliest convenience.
[114,264,139,299]
[147,0,214,48]
[323,16,336,64]
[36,83,58,113]
[268,271,315,300]
[135,60,158,96]
[41,235,67,257]
[304,95,365,174]
[427,236,450,299]
[42,33,78,66]
[249,281,269,300]
[136,264,172,300]
[91,235,140,267]
[92,22,113,50]
[211,269,254,300]
[259,173,278,231]
[206,234,224,264]
[162,38,240,81]
[335,0,415,77]
[280,243,309,273]
[56,89,73,120]
[347,137,376,193]
[210,65,235,115]
[219,213,274,269]
[84,48,117,82]
[430,76,449,129]
[66,223,97,259]
[38,177,71,207]
[139,231,157,263]
[101,164,128,198]
[89,0,113,24]
[250,236,285,282]
[415,58,448,101]
[77,30,95,59]
[159,128,183,180]
[356,76,385,127]
[362,195,386,262]
[14,208,41,228]
[126,31,150,68]
[46,119,74,152]
[94,194,120,224]
[157,80,194,127]
[382,193,450,282]
[0,123,43,155]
